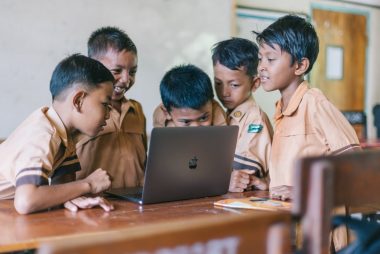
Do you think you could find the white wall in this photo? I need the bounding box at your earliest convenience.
[238,0,380,139]
[0,0,234,138]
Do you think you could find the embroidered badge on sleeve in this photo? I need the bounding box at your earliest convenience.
[248,124,263,133]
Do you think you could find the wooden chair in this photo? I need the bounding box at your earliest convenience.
[38,212,291,254]
[292,150,380,254]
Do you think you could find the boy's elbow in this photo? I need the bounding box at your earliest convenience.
[14,196,35,214]
[14,186,39,214]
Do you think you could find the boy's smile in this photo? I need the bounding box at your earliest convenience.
[97,49,138,102]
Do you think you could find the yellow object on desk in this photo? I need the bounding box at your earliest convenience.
[214,196,291,211]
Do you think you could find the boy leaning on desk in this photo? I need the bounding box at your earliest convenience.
[0,54,114,214]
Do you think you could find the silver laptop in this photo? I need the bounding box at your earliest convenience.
[106,125,238,204]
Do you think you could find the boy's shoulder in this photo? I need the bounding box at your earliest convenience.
[0,107,65,160]
[10,107,61,141]
[231,96,270,124]
[304,87,329,103]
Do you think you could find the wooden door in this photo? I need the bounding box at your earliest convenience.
[311,9,367,111]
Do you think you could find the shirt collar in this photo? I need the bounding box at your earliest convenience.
[45,107,71,149]
[274,81,309,120]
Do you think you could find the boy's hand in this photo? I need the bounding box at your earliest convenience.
[229,169,254,192]
[270,185,293,201]
[64,196,114,212]
[249,175,268,190]
[84,168,111,194]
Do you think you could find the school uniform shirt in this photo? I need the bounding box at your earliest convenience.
[227,96,273,178]
[152,99,227,127]
[76,98,147,188]
[0,107,80,199]
[270,81,361,188]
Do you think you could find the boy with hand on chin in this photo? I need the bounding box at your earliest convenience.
[212,38,273,192]
[0,54,114,214]
[255,15,360,201]
[76,27,147,189]
[153,64,226,127]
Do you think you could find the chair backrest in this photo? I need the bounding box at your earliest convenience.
[38,212,291,254]
[342,111,367,140]
[292,150,380,254]
[373,104,380,138]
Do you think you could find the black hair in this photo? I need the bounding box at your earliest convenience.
[160,64,214,112]
[211,37,259,76]
[88,26,137,58]
[49,54,114,100]
[255,14,319,74]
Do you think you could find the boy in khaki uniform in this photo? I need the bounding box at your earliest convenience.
[0,54,114,214]
[153,64,226,127]
[76,27,147,188]
[212,38,273,192]
[256,15,360,250]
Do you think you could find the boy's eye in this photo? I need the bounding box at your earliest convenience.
[231,83,240,88]
[111,69,122,75]
[129,69,137,76]
[199,115,209,122]
[214,81,222,86]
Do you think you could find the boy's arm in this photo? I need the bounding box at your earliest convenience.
[229,111,272,192]
[14,168,111,214]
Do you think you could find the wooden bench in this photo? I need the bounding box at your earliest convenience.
[38,212,291,254]
[293,150,380,254]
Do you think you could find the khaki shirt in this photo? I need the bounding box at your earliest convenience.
[0,107,80,199]
[153,99,227,127]
[270,81,360,187]
[228,96,273,178]
[76,98,147,188]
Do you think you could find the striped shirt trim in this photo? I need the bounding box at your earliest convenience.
[234,154,264,172]
[52,162,81,179]
[332,144,361,155]
[232,161,261,177]
[15,167,49,187]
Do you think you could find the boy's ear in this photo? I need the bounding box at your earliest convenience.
[160,104,172,120]
[72,90,87,112]
[294,58,310,76]
[250,76,261,93]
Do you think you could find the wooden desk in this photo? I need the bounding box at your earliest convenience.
[0,191,271,252]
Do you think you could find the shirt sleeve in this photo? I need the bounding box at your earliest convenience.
[14,133,57,187]
[313,99,361,154]
[233,111,273,178]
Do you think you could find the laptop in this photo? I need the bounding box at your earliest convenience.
[106,125,238,204]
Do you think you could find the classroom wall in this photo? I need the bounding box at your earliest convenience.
[1,0,380,139]
[0,0,234,139]
[238,0,380,139]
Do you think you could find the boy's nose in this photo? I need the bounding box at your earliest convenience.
[190,121,201,127]
[120,72,130,87]
[222,88,230,97]
[258,63,266,72]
